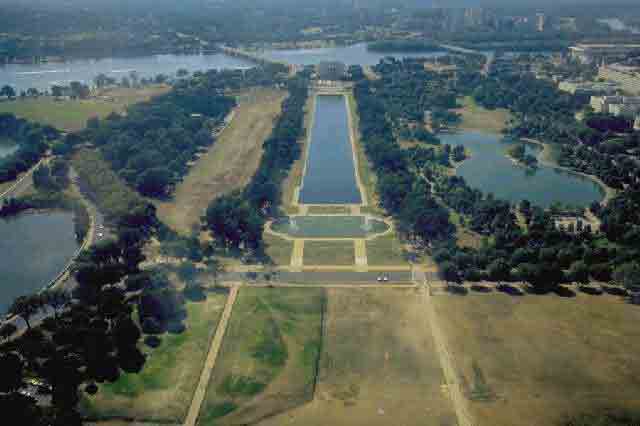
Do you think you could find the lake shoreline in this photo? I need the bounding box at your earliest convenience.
[521,137,616,206]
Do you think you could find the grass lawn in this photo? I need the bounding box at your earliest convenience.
[155,89,286,235]
[306,205,350,215]
[303,240,355,266]
[0,86,168,131]
[433,293,640,426]
[80,293,227,422]
[455,96,511,134]
[261,288,456,426]
[198,287,324,425]
[366,233,409,266]
[263,233,294,266]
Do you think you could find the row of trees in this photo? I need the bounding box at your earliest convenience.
[203,75,309,253]
[0,113,58,183]
[354,74,454,245]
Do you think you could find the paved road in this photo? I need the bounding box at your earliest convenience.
[218,270,419,284]
[0,157,46,201]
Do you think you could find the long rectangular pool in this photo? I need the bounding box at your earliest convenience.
[299,95,362,204]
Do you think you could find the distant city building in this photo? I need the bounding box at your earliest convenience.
[598,63,640,95]
[569,44,640,64]
[536,13,546,32]
[590,95,640,117]
[557,17,577,32]
[634,114,640,130]
[316,61,347,81]
[559,80,619,97]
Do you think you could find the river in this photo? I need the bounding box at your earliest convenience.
[441,131,604,208]
[299,95,361,204]
[0,53,255,93]
[258,43,449,66]
[0,211,78,312]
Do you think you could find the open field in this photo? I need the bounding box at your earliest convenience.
[155,89,286,235]
[366,233,409,266]
[432,293,640,426]
[261,288,456,426]
[303,241,355,266]
[263,233,294,266]
[81,292,227,423]
[0,86,169,131]
[454,96,511,134]
[198,287,324,425]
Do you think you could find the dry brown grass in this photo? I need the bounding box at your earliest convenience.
[432,292,640,426]
[260,288,456,426]
[155,89,286,234]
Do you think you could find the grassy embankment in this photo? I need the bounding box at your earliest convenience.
[70,149,147,222]
[433,293,640,426]
[261,288,456,426]
[198,288,324,425]
[81,291,227,422]
[0,86,169,132]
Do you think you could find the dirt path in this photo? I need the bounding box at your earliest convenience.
[422,285,474,426]
[183,285,239,426]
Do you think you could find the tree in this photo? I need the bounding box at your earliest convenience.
[204,192,264,251]
[613,262,640,291]
[8,295,41,330]
[42,290,71,321]
[0,85,16,98]
[568,260,590,286]
[0,323,17,341]
[0,353,24,393]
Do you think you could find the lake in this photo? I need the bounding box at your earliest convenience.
[299,95,362,205]
[0,53,255,92]
[259,43,449,66]
[0,211,79,312]
[441,131,604,208]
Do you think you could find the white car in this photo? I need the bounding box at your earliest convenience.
[382,275,389,282]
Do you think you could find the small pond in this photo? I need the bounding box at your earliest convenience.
[441,131,605,208]
[0,211,79,312]
[271,216,389,239]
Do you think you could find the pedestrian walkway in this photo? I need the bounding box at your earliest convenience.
[354,239,367,271]
[183,285,239,426]
[291,239,305,270]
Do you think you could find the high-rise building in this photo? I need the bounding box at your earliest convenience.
[536,13,546,32]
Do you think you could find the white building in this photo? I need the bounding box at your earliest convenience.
[634,115,640,130]
[598,64,640,95]
[569,44,640,64]
[590,95,640,117]
[559,80,618,96]
[536,13,546,32]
